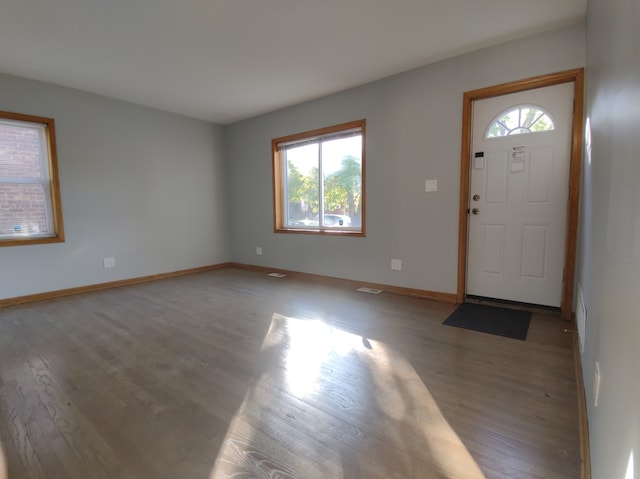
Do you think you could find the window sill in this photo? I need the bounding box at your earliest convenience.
[0,234,65,247]
[275,228,364,237]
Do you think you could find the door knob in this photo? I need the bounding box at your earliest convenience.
[471,208,480,215]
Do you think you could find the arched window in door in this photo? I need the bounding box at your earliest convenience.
[485,104,555,139]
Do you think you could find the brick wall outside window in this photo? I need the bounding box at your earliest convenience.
[0,123,49,235]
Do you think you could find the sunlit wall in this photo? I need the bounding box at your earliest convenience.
[579,0,640,476]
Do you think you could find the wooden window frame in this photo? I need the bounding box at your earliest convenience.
[272,119,366,237]
[0,111,65,247]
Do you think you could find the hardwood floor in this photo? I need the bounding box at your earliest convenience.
[0,267,581,478]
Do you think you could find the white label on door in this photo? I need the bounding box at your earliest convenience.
[511,146,525,173]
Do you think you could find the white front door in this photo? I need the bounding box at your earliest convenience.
[466,83,574,307]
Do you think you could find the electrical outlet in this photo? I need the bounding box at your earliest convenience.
[103,257,116,268]
[256,246,263,256]
[594,361,601,407]
[391,259,402,271]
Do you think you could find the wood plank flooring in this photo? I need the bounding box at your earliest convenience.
[0,267,581,478]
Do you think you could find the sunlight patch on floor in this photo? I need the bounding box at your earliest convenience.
[210,313,485,479]
[261,314,363,398]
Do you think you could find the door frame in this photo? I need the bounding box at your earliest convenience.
[456,68,584,320]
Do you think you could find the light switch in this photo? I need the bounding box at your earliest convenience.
[425,179,438,192]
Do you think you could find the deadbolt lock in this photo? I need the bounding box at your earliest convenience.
[473,194,480,201]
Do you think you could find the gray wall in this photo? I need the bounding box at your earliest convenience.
[225,25,585,294]
[579,0,640,477]
[0,74,229,300]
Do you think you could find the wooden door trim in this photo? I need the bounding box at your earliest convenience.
[457,68,584,320]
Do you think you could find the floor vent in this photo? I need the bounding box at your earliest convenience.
[357,287,382,294]
[267,273,287,278]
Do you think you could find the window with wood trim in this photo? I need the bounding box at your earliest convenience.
[0,111,64,246]
[273,120,365,235]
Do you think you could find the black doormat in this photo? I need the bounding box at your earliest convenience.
[443,303,532,340]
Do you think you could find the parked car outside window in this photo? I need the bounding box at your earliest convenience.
[321,214,351,227]
[290,215,352,227]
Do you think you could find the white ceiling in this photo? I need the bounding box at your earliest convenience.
[0,0,586,125]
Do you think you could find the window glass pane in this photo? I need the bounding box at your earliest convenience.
[486,105,555,139]
[501,110,520,131]
[322,136,362,228]
[487,121,509,138]
[285,143,319,227]
[0,122,44,179]
[520,107,541,129]
[530,113,554,132]
[0,183,50,236]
